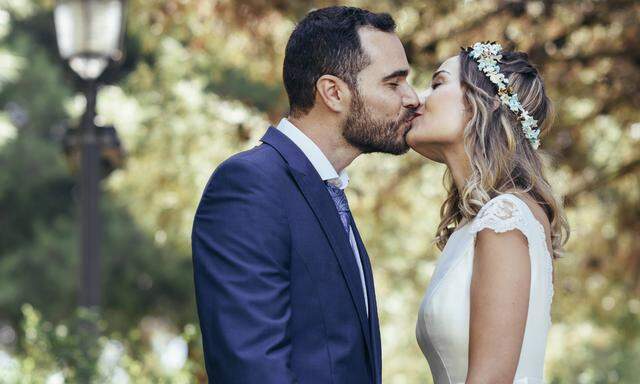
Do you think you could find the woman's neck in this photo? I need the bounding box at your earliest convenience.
[443,146,472,194]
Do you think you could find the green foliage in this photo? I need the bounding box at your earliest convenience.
[1,304,202,383]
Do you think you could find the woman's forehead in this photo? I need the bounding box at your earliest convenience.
[437,55,459,74]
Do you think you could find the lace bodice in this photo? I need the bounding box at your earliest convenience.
[416,194,554,384]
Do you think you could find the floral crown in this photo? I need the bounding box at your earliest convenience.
[464,42,540,149]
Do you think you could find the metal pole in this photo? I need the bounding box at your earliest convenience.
[78,81,101,309]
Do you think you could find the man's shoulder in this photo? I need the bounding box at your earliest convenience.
[213,143,290,182]
[232,142,284,166]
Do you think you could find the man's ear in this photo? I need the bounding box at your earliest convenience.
[316,75,351,113]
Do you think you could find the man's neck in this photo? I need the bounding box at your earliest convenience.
[287,115,361,174]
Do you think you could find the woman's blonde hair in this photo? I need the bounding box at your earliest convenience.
[435,49,570,258]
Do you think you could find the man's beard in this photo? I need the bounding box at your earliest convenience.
[342,91,418,155]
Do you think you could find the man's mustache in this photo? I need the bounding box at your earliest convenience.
[400,107,420,123]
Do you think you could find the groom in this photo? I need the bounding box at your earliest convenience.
[192,6,420,383]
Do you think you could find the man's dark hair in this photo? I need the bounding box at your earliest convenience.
[283,6,396,117]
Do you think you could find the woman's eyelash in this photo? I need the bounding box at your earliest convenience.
[432,82,441,89]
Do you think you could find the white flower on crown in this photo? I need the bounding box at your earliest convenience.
[500,92,511,105]
[477,57,496,71]
[488,43,503,55]
[471,42,503,59]
[488,72,507,86]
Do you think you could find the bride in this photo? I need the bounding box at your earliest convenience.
[406,42,570,384]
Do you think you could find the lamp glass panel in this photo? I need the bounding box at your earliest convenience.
[54,0,123,59]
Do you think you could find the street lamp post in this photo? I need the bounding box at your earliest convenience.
[78,80,100,308]
[54,0,126,310]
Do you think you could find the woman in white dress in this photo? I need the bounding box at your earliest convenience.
[406,43,570,384]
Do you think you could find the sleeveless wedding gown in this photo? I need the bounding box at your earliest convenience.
[416,194,554,384]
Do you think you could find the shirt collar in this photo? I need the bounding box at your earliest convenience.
[276,118,349,189]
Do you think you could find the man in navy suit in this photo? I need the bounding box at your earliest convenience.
[192,6,420,383]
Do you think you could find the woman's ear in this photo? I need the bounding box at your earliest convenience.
[492,96,501,111]
[316,75,351,113]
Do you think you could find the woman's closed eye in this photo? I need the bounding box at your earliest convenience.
[431,81,442,90]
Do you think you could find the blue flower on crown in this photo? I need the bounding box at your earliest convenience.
[488,43,503,55]
[470,42,486,59]
[508,94,521,112]
[521,112,538,130]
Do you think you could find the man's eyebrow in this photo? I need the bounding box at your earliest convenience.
[432,69,451,80]
[382,69,409,82]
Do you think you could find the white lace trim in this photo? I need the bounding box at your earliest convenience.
[468,194,554,327]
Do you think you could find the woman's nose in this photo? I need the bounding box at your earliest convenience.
[421,88,432,101]
[418,90,428,104]
[413,89,430,112]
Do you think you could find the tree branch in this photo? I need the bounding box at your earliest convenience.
[565,157,640,205]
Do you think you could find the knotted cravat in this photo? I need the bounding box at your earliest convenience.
[325,182,352,237]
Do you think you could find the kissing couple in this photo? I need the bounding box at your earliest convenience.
[192,5,570,384]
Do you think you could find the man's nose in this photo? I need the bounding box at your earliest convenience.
[414,98,426,116]
[402,85,420,109]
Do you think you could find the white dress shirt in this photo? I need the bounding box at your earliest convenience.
[276,118,369,316]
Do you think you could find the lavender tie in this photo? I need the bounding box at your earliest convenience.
[325,182,352,237]
[326,182,371,318]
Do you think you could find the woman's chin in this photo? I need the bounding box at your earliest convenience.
[406,127,430,151]
[405,130,445,163]
[405,126,422,149]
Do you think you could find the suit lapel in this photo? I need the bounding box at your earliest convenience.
[260,127,373,353]
[350,216,382,384]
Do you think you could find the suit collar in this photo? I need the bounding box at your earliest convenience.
[274,118,350,189]
[260,126,315,177]
[261,124,353,189]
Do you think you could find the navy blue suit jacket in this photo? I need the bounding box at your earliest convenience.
[192,127,381,383]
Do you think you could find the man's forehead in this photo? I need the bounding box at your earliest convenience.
[358,27,407,66]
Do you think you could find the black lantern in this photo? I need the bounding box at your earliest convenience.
[54,0,126,310]
[54,0,125,80]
